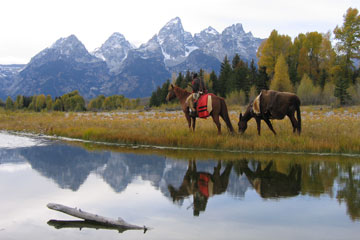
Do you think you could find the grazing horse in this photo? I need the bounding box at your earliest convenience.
[166,84,234,134]
[238,89,301,135]
[236,160,302,198]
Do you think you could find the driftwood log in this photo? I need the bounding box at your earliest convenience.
[47,203,148,233]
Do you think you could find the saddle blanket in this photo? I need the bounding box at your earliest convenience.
[252,92,262,115]
[196,94,213,118]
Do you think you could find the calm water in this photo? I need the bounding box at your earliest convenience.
[0,132,359,240]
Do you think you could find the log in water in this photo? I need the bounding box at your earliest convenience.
[47,203,148,233]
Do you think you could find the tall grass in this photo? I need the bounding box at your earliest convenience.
[0,106,360,154]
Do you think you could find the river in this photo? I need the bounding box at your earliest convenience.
[0,131,359,239]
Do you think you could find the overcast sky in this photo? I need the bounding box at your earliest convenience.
[1,0,359,64]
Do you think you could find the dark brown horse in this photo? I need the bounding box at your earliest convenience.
[236,160,302,198]
[238,89,301,135]
[166,84,234,134]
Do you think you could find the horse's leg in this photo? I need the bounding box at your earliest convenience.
[185,112,192,130]
[263,118,277,135]
[212,114,221,135]
[288,113,298,133]
[192,117,196,132]
[255,117,261,135]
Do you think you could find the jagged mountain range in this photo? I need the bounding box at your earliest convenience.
[0,17,264,100]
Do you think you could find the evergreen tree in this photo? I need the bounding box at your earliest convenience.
[270,54,293,92]
[149,86,162,107]
[334,77,351,105]
[209,70,218,94]
[184,70,192,89]
[160,79,170,104]
[232,54,240,69]
[256,66,269,92]
[232,59,250,100]
[319,68,328,89]
[23,96,33,108]
[175,72,184,88]
[249,59,258,87]
[218,56,232,97]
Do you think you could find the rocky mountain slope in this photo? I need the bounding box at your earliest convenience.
[1,17,264,99]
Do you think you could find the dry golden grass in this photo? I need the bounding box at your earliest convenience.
[0,105,360,154]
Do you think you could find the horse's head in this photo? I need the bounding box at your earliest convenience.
[238,112,248,134]
[166,84,176,102]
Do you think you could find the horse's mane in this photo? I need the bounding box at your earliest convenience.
[174,85,191,99]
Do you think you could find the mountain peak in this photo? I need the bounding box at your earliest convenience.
[204,26,219,35]
[107,32,126,42]
[159,17,184,36]
[222,23,245,35]
[51,34,83,50]
[167,17,182,26]
[92,32,134,72]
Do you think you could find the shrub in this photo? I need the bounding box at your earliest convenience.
[226,90,246,106]
[297,74,322,105]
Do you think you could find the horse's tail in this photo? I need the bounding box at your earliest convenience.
[296,98,301,134]
[219,98,234,133]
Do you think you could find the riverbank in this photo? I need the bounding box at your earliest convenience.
[0,106,359,154]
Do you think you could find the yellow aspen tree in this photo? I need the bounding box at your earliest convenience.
[270,54,293,92]
[257,30,292,78]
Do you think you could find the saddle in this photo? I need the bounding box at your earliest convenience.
[195,93,213,118]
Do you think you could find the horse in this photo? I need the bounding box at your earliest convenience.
[168,160,233,216]
[166,84,234,134]
[238,89,301,135]
[236,160,302,198]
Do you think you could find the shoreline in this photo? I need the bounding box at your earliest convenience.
[1,107,360,156]
[2,130,360,160]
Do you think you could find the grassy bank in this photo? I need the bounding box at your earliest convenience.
[0,106,360,154]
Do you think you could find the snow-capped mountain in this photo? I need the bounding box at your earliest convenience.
[1,17,264,100]
[92,32,134,73]
[28,35,101,68]
[9,35,110,99]
[220,23,262,62]
[157,17,198,67]
[0,64,24,99]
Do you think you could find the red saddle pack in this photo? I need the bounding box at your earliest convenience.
[196,93,213,118]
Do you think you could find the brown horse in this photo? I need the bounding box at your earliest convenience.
[236,160,302,198]
[168,160,233,216]
[166,84,234,134]
[238,89,301,135]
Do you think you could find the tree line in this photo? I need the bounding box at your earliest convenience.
[151,7,360,107]
[1,90,140,112]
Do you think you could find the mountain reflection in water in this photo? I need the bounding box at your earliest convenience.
[0,142,359,221]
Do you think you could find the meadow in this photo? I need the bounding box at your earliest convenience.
[0,105,360,155]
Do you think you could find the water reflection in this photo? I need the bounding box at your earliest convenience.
[168,160,233,216]
[0,141,359,221]
[234,160,302,198]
